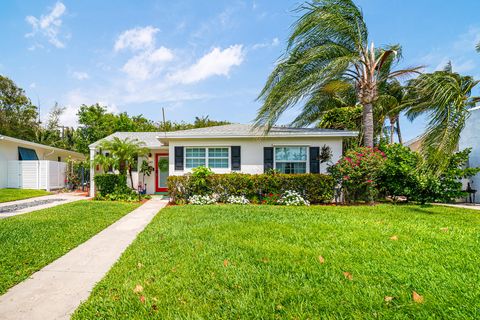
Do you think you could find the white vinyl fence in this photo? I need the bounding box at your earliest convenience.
[7,160,67,191]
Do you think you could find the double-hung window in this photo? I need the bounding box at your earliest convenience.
[275,146,307,174]
[185,147,229,169]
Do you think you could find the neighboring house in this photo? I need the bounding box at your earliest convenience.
[406,107,480,203]
[459,106,480,203]
[0,134,85,190]
[89,124,358,196]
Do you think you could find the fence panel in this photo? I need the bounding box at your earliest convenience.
[6,160,67,190]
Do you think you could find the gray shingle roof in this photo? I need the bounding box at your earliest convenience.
[89,132,164,148]
[89,124,358,148]
[164,124,358,138]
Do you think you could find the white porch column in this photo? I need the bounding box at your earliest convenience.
[89,147,96,197]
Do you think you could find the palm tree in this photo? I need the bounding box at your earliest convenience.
[95,137,149,189]
[255,0,421,147]
[405,63,480,172]
[376,79,407,144]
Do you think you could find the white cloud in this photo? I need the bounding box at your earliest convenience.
[29,83,36,89]
[122,47,174,80]
[25,2,67,48]
[418,27,479,74]
[72,71,89,80]
[252,37,280,50]
[170,45,244,84]
[114,26,159,51]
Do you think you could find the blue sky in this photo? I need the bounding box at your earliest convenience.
[1,1,479,141]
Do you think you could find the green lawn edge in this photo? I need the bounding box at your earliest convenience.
[73,204,480,319]
[0,189,51,203]
[0,200,140,294]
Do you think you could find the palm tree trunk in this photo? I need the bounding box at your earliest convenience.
[129,168,135,189]
[389,117,395,144]
[396,117,403,145]
[363,102,374,147]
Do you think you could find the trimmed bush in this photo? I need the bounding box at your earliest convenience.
[167,172,335,204]
[94,174,127,195]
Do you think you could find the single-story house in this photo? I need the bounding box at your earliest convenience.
[89,124,358,196]
[0,134,85,190]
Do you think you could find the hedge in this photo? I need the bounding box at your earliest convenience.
[167,173,335,204]
[94,174,127,195]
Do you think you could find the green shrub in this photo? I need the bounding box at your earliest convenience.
[94,173,146,202]
[94,174,126,195]
[329,147,386,203]
[168,173,335,204]
[377,144,421,201]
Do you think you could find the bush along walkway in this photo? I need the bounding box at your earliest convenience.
[0,198,168,320]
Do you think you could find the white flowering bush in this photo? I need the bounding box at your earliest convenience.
[278,190,310,206]
[226,195,250,205]
[188,194,216,205]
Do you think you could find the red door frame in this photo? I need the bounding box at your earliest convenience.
[155,153,169,192]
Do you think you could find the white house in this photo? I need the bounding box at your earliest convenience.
[459,106,480,203]
[89,124,358,197]
[0,134,85,190]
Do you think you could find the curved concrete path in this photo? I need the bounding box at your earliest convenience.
[0,197,168,320]
[0,193,89,218]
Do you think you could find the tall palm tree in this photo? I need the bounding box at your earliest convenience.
[96,137,149,189]
[254,0,421,147]
[376,79,407,144]
[405,63,480,173]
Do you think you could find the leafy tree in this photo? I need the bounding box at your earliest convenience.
[255,0,421,147]
[95,137,149,189]
[0,75,39,140]
[405,63,480,173]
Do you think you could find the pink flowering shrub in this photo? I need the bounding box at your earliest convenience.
[329,147,386,203]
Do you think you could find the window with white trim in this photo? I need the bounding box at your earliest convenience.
[275,146,307,174]
[185,147,229,169]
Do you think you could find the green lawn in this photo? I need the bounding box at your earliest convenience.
[0,188,51,203]
[73,204,480,319]
[0,200,140,294]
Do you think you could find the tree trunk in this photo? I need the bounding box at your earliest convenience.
[389,117,395,144]
[129,167,135,189]
[396,117,403,145]
[363,102,374,147]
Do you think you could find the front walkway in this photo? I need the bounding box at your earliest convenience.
[0,193,89,218]
[435,203,480,211]
[0,198,168,320]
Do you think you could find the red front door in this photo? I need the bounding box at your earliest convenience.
[155,153,169,192]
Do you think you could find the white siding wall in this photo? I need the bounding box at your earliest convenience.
[168,137,343,176]
[459,108,480,203]
[1,139,81,188]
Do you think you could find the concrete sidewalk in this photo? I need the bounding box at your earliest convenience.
[0,193,89,218]
[0,198,168,320]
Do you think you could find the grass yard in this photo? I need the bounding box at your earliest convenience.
[0,200,139,294]
[73,204,480,319]
[0,188,51,203]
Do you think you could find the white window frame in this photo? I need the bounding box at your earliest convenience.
[273,146,309,174]
[185,147,230,170]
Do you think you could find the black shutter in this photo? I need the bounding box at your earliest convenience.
[174,146,184,170]
[264,147,274,172]
[231,146,241,171]
[309,147,320,173]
